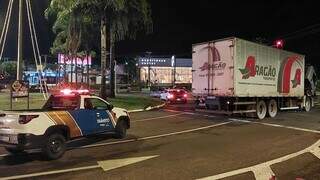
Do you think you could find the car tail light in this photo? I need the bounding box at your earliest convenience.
[168,94,174,99]
[19,115,39,124]
[183,94,187,98]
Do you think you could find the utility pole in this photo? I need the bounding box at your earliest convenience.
[146,51,152,87]
[43,55,48,68]
[17,0,24,80]
[100,16,108,99]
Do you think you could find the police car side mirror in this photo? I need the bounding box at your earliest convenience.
[95,106,107,110]
[108,104,114,111]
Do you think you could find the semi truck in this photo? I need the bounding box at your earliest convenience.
[192,37,317,119]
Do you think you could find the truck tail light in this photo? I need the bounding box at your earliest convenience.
[19,115,39,124]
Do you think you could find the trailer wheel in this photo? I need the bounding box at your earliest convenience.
[256,100,267,119]
[304,97,311,112]
[268,99,278,118]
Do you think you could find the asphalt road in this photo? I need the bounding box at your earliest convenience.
[0,102,320,180]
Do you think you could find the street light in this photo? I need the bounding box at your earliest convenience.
[125,61,129,83]
[171,55,176,87]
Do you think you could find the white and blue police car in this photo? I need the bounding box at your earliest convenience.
[0,90,130,160]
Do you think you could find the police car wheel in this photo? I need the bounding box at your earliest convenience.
[42,133,66,160]
[5,147,25,154]
[115,121,127,139]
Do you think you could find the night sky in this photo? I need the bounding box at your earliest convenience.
[0,0,319,70]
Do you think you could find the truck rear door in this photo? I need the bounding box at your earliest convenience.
[192,39,234,96]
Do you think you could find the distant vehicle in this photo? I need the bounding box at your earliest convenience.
[150,88,166,98]
[160,89,188,103]
[192,37,317,119]
[0,90,130,160]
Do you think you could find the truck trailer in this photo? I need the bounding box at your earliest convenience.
[192,37,317,119]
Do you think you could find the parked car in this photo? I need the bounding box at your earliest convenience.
[160,89,188,103]
[150,87,166,98]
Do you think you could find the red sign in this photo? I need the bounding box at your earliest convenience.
[58,54,92,65]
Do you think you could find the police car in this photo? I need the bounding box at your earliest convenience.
[0,89,130,160]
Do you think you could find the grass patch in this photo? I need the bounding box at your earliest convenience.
[0,93,162,111]
[0,93,46,110]
[108,94,162,110]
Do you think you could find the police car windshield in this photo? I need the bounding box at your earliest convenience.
[43,95,80,110]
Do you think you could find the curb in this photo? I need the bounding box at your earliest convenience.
[128,103,166,113]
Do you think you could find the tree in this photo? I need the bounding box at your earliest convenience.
[82,0,152,98]
[47,0,152,99]
[0,61,17,77]
[46,0,89,85]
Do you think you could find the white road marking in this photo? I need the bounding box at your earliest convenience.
[309,141,320,159]
[163,109,184,113]
[77,122,231,149]
[229,118,320,134]
[201,118,320,180]
[132,112,186,122]
[252,164,275,180]
[259,122,320,134]
[184,112,196,115]
[163,109,217,118]
[1,165,99,180]
[1,155,158,180]
[203,114,216,118]
[128,109,144,113]
[98,155,158,171]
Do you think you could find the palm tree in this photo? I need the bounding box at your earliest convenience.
[81,0,152,98]
[47,0,152,99]
[46,0,83,86]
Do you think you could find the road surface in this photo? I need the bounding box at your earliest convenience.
[0,102,320,180]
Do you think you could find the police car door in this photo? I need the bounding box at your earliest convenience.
[85,98,114,133]
[69,98,114,135]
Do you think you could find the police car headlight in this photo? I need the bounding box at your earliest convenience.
[0,134,18,144]
[9,134,18,144]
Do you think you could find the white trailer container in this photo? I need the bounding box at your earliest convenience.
[192,37,316,119]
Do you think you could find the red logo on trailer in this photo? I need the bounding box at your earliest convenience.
[278,55,303,94]
[239,56,256,79]
[199,45,225,71]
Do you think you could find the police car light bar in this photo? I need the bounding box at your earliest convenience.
[60,89,73,95]
[77,89,90,94]
[60,88,90,96]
